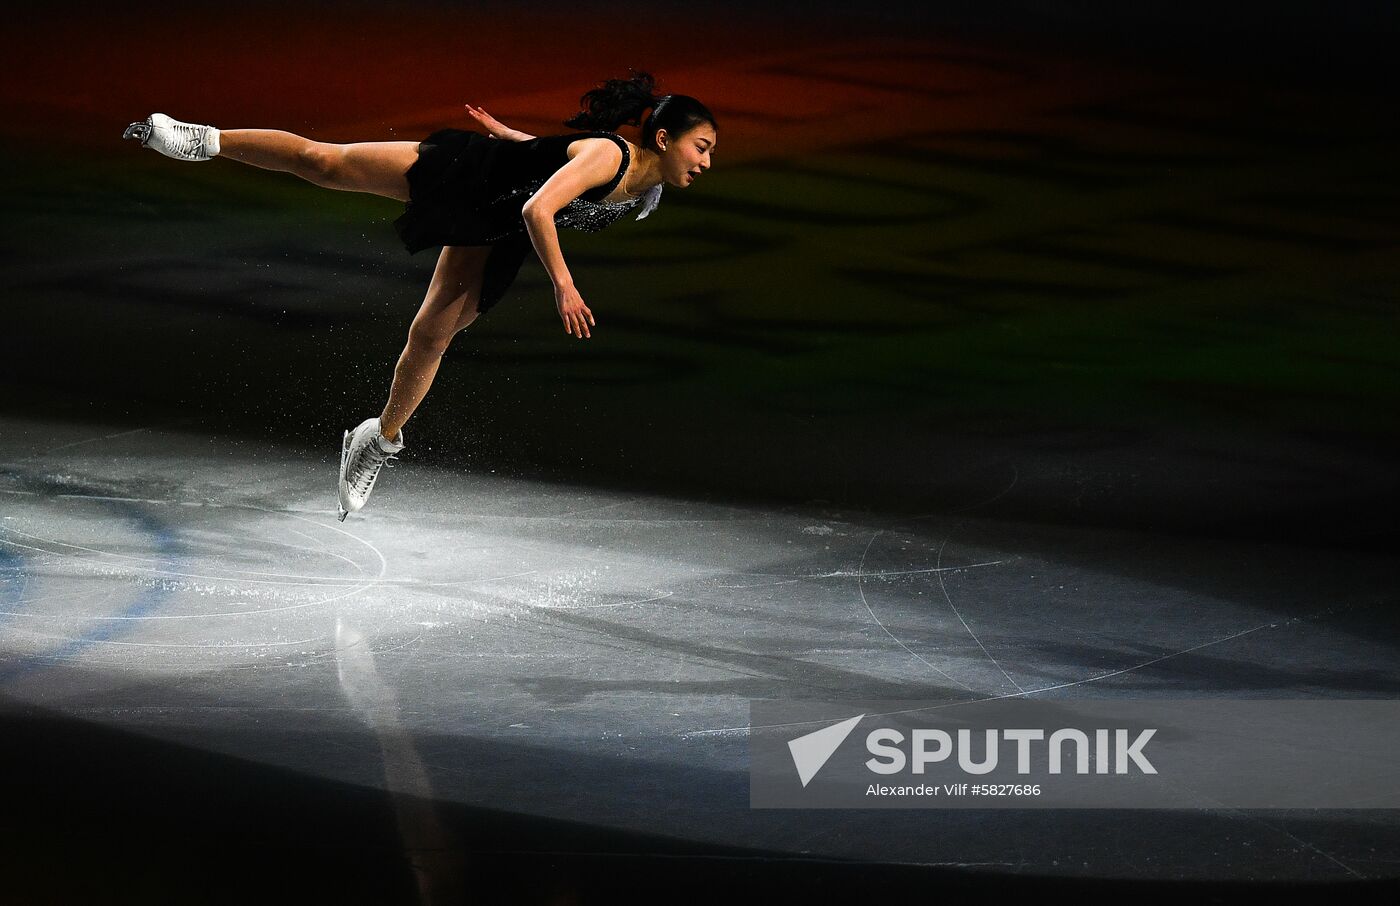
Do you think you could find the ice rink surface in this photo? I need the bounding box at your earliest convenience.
[2,415,1397,894]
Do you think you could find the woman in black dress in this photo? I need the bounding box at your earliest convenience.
[122,73,718,520]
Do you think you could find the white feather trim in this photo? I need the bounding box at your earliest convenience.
[635,183,664,221]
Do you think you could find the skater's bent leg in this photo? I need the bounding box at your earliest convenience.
[379,246,491,440]
[219,130,418,201]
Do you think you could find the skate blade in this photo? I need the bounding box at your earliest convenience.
[336,430,352,521]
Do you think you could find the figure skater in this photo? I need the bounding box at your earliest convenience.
[122,72,717,520]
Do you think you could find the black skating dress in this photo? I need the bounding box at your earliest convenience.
[393,128,663,314]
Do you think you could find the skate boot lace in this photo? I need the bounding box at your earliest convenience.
[349,444,398,496]
[165,120,209,158]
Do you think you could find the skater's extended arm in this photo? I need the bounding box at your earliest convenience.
[465,105,536,141]
[527,211,595,340]
[521,141,621,339]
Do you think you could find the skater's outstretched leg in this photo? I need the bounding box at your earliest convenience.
[220,130,418,201]
[124,113,418,201]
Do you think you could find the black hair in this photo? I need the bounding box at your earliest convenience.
[563,70,717,151]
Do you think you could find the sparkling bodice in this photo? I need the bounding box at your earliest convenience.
[555,183,663,232]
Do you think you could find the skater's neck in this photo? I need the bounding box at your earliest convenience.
[629,147,665,195]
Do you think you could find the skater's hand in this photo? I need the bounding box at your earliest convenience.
[465,104,532,141]
[555,283,594,339]
[465,104,507,137]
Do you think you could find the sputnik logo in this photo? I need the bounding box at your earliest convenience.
[787,714,865,787]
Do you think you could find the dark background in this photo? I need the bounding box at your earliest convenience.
[3,0,1397,546]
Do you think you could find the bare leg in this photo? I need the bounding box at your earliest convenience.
[379,246,492,440]
[219,129,419,201]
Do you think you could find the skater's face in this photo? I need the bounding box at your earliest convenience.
[658,123,717,188]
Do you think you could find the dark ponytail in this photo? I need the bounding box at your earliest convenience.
[565,71,718,151]
[564,71,661,132]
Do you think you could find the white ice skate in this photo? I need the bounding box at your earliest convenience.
[122,113,220,161]
[337,417,404,521]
